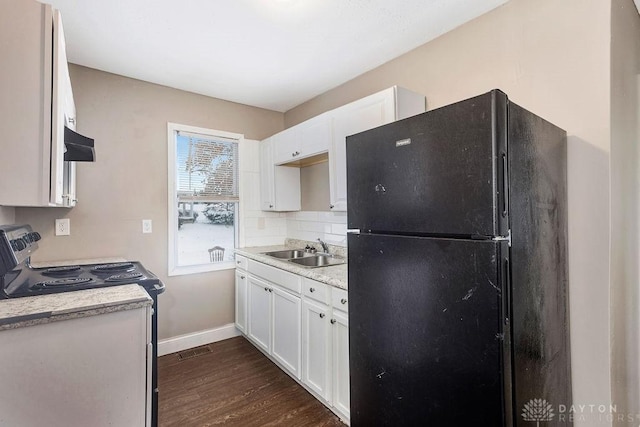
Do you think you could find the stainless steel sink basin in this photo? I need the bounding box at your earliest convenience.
[288,254,345,268]
[262,249,310,259]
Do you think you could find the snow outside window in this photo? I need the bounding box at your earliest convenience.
[167,123,243,276]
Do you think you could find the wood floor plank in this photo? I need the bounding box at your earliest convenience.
[158,336,345,427]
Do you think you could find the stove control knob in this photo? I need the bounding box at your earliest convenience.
[14,239,26,251]
[30,232,41,242]
[22,234,31,243]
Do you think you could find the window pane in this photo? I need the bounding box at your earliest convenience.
[177,202,236,266]
[176,133,239,201]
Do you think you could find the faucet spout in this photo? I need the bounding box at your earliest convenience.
[317,238,329,253]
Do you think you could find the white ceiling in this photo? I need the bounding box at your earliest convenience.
[44,0,508,112]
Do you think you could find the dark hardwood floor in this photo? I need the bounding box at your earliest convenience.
[158,336,345,426]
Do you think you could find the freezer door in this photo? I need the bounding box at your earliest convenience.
[348,233,510,426]
[346,90,508,237]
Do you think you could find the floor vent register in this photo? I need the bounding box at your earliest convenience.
[177,345,212,361]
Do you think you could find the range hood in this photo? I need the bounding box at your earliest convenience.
[64,126,95,162]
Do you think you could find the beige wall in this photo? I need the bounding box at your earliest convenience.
[0,207,15,224]
[300,162,330,211]
[286,0,613,421]
[15,65,284,340]
[610,0,640,422]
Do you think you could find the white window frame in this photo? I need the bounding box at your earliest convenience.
[167,122,243,276]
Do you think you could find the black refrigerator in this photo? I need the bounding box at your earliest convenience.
[346,89,571,426]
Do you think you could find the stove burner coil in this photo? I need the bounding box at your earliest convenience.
[43,265,81,275]
[91,262,135,273]
[106,272,144,282]
[34,277,94,288]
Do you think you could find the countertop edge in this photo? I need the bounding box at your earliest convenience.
[234,246,347,290]
[0,285,153,331]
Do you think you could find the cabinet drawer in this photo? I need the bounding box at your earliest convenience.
[332,288,349,313]
[302,279,330,305]
[235,255,248,271]
[248,259,301,294]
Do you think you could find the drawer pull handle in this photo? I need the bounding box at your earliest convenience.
[340,298,347,304]
[319,313,325,318]
[310,287,315,293]
[330,319,336,324]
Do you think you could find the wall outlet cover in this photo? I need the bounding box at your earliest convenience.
[55,218,70,236]
[142,219,152,234]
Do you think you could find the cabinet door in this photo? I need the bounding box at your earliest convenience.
[247,275,272,353]
[272,286,301,378]
[302,299,332,401]
[259,138,275,211]
[235,269,248,334]
[332,310,350,420]
[329,90,395,211]
[272,127,298,165]
[298,114,330,158]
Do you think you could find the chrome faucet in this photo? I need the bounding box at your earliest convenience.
[317,238,329,253]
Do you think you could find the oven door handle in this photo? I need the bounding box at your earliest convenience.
[151,281,165,295]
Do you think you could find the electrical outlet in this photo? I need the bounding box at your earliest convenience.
[55,218,70,236]
[142,219,152,234]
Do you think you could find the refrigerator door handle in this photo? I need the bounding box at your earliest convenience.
[347,229,361,234]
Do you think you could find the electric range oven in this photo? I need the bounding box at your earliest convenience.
[0,224,164,427]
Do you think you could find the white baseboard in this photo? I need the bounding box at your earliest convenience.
[158,323,241,356]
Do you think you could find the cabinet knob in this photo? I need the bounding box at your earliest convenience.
[330,319,337,324]
[237,260,241,264]
[329,204,335,209]
[341,298,347,305]
[309,287,315,293]
[268,288,273,293]
[319,313,325,318]
[269,204,273,208]
[264,287,269,291]
[240,275,245,279]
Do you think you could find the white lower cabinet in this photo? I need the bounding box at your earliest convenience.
[0,305,151,426]
[247,271,302,379]
[234,268,248,334]
[272,286,301,378]
[331,309,350,420]
[302,298,332,401]
[240,262,349,424]
[247,275,272,353]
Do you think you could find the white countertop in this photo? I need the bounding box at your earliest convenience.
[235,244,347,290]
[0,284,152,330]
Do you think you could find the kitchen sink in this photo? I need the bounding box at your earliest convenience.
[262,249,311,259]
[288,254,345,268]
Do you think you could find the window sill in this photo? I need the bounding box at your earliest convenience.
[168,260,236,277]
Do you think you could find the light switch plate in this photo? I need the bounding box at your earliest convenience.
[142,219,152,234]
[55,218,70,236]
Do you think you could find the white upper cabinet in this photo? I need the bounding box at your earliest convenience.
[260,138,301,211]
[272,113,331,165]
[257,86,424,213]
[0,0,78,207]
[328,86,425,211]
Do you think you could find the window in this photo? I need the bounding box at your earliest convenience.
[167,123,242,276]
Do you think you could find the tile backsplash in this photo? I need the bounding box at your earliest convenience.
[285,211,348,247]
